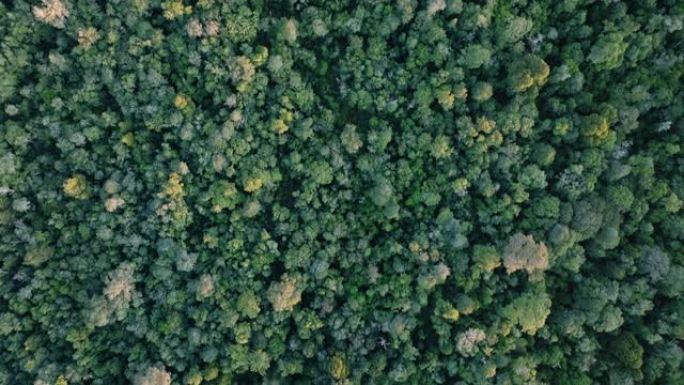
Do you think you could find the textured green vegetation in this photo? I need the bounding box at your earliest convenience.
[1,0,683,384]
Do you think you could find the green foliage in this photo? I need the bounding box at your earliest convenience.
[236,291,261,319]
[0,0,682,384]
[588,32,629,70]
[460,44,492,69]
[503,287,552,335]
[509,54,550,92]
[609,333,644,370]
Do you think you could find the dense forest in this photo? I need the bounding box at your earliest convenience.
[1,0,683,384]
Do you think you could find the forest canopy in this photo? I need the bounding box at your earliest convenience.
[0,0,683,384]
